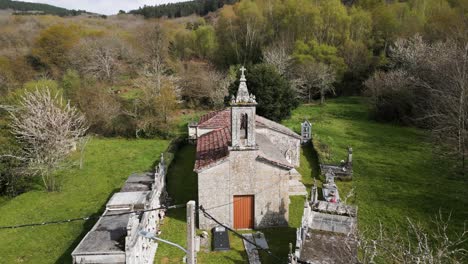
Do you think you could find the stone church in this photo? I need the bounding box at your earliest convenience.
[189,67,306,230]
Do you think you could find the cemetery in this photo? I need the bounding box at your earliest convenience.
[0,98,466,264]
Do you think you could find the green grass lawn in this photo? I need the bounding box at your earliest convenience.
[0,138,169,264]
[283,97,468,237]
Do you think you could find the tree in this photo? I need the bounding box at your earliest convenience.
[75,83,126,136]
[271,0,321,43]
[365,35,468,174]
[134,75,180,137]
[263,41,292,75]
[315,0,350,46]
[228,64,298,121]
[293,39,347,80]
[137,23,169,92]
[215,1,266,66]
[61,69,81,101]
[364,69,415,123]
[6,88,88,191]
[356,213,468,264]
[32,24,79,76]
[391,36,468,174]
[193,25,217,59]
[295,62,336,104]
[178,62,231,108]
[235,0,266,63]
[155,82,179,124]
[70,36,129,83]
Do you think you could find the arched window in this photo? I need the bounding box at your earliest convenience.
[240,113,248,139]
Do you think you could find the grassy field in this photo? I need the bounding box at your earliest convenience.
[0,138,169,264]
[283,97,468,236]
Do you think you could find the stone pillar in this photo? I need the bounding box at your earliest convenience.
[186,201,197,264]
[347,147,353,166]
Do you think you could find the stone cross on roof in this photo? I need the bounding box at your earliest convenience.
[240,66,247,80]
[232,66,256,105]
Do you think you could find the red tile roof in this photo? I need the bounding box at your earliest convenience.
[198,109,231,129]
[195,126,231,171]
[195,108,300,171]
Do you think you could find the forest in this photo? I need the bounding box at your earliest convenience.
[129,0,238,18]
[0,0,466,195]
[0,0,88,16]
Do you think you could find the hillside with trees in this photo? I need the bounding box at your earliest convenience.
[0,0,466,193]
[129,0,238,18]
[0,0,88,16]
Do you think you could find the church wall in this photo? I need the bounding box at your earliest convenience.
[256,128,300,167]
[198,161,231,230]
[198,150,290,230]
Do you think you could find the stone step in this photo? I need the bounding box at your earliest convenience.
[289,179,307,196]
[243,234,261,264]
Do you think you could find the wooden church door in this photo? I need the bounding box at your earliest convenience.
[233,195,254,229]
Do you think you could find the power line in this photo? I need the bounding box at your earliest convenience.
[0,204,186,230]
[199,205,286,264]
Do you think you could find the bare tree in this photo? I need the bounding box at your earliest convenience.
[364,69,416,124]
[388,36,467,174]
[294,62,336,104]
[355,213,467,264]
[365,36,468,174]
[6,88,88,191]
[178,62,231,108]
[70,36,129,83]
[137,23,168,93]
[263,42,292,75]
[206,68,232,109]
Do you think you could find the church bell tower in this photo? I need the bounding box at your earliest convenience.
[231,66,257,150]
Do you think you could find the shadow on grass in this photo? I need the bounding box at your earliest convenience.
[154,144,198,263]
[300,141,321,190]
[222,251,249,264]
[259,227,297,264]
[54,188,121,264]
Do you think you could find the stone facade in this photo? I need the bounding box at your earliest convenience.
[198,150,290,230]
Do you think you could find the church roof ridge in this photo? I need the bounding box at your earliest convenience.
[255,115,301,139]
[197,108,300,139]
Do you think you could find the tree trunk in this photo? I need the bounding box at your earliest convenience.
[320,89,325,104]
